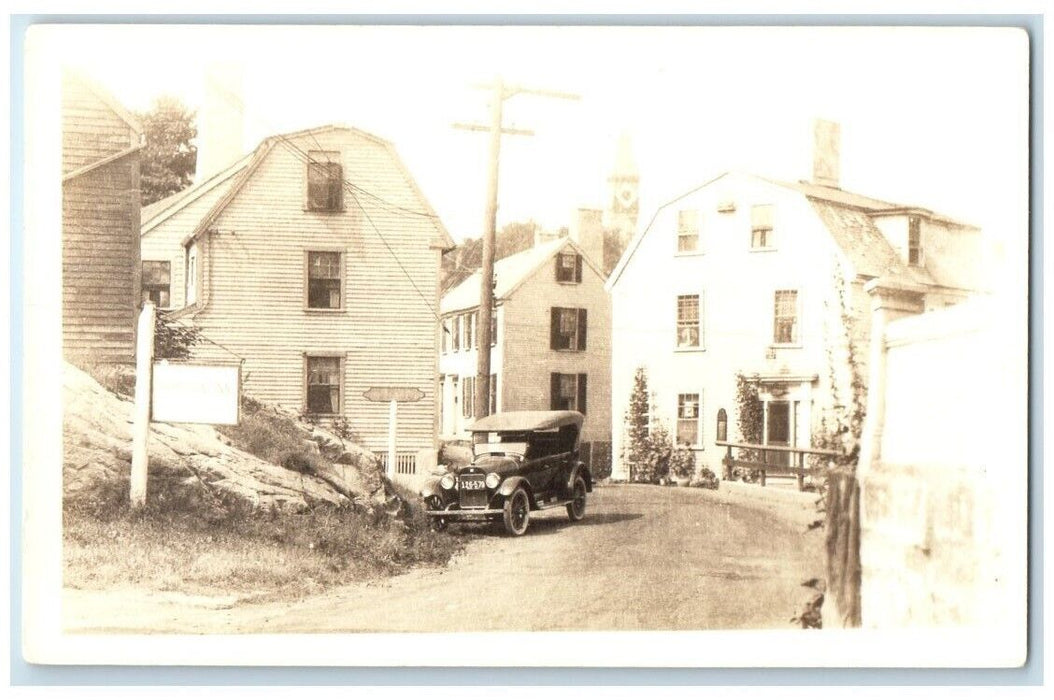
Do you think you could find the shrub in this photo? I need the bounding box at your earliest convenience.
[669,446,696,480]
[692,467,720,490]
[154,309,202,360]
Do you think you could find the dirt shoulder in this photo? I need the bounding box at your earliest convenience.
[64,482,824,635]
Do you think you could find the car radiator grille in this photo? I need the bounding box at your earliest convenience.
[458,480,489,509]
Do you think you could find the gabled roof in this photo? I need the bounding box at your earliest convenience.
[607,171,972,290]
[67,69,143,138]
[141,123,453,250]
[440,237,604,314]
[140,152,254,232]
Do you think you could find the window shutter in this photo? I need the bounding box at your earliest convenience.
[577,308,588,350]
[577,373,588,415]
[550,308,559,350]
[574,254,583,283]
[550,373,561,410]
[554,255,561,279]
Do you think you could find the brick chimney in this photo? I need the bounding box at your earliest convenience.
[813,119,841,189]
[197,63,245,182]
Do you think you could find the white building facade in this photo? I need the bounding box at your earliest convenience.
[607,166,983,481]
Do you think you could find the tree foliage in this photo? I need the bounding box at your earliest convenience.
[138,96,197,206]
[154,310,202,360]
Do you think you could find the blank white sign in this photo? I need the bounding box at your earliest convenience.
[152,363,240,425]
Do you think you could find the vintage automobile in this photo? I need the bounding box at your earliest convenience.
[421,410,593,536]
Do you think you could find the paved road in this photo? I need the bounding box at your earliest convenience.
[68,483,823,634]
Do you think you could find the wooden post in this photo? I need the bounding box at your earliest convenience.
[387,399,398,478]
[130,301,155,508]
[797,451,805,491]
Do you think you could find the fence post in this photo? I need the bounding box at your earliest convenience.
[130,302,155,508]
[797,451,805,491]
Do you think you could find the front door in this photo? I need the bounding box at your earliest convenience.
[766,401,791,467]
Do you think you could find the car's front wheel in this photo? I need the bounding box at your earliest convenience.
[566,475,587,522]
[502,488,530,536]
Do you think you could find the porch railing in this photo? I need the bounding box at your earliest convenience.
[715,441,842,491]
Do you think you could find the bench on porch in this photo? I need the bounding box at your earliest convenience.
[715,441,842,491]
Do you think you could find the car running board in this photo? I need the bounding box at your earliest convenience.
[533,499,573,511]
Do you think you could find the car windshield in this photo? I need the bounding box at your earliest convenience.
[472,431,528,458]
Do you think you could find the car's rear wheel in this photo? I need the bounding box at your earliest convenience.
[566,476,587,522]
[502,488,530,536]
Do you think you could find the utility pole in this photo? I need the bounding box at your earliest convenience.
[454,77,579,418]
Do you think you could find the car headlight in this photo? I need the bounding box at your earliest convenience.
[485,472,500,489]
[440,473,456,490]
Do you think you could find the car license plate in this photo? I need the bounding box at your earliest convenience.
[461,476,486,490]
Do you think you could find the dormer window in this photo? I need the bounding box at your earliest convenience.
[555,251,582,283]
[751,204,774,249]
[677,209,700,254]
[307,151,343,212]
[908,215,923,266]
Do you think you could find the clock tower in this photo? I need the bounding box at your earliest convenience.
[602,132,640,245]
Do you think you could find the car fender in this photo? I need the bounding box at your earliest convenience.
[420,477,444,500]
[496,476,536,507]
[567,462,593,493]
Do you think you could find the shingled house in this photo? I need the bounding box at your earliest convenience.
[140,124,454,475]
[607,121,985,481]
[62,71,143,369]
[439,237,612,470]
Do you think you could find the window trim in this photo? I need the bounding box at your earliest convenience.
[303,352,345,417]
[771,288,802,347]
[555,251,583,284]
[550,372,588,414]
[304,150,345,213]
[141,259,172,309]
[676,392,703,448]
[750,204,776,251]
[304,248,347,312]
[675,293,705,352]
[675,208,703,256]
[550,306,588,352]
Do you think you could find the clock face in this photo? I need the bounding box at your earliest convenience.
[617,186,637,207]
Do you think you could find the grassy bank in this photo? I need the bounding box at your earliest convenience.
[64,476,467,599]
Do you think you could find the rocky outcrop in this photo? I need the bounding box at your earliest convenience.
[63,362,389,511]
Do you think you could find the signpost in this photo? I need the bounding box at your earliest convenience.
[363,387,425,477]
[130,302,242,508]
[152,363,241,425]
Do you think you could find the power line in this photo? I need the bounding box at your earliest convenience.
[194,76,444,321]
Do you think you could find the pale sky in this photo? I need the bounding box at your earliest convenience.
[33,24,1028,249]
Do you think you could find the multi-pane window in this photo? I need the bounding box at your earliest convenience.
[307,251,342,309]
[676,294,701,348]
[677,393,701,446]
[306,355,342,415]
[306,151,343,212]
[488,373,498,415]
[550,372,587,414]
[908,215,923,266]
[550,307,587,351]
[462,376,475,418]
[142,261,171,308]
[677,209,700,253]
[555,252,582,283]
[452,315,461,352]
[751,204,774,249]
[490,310,498,347]
[773,290,799,344]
